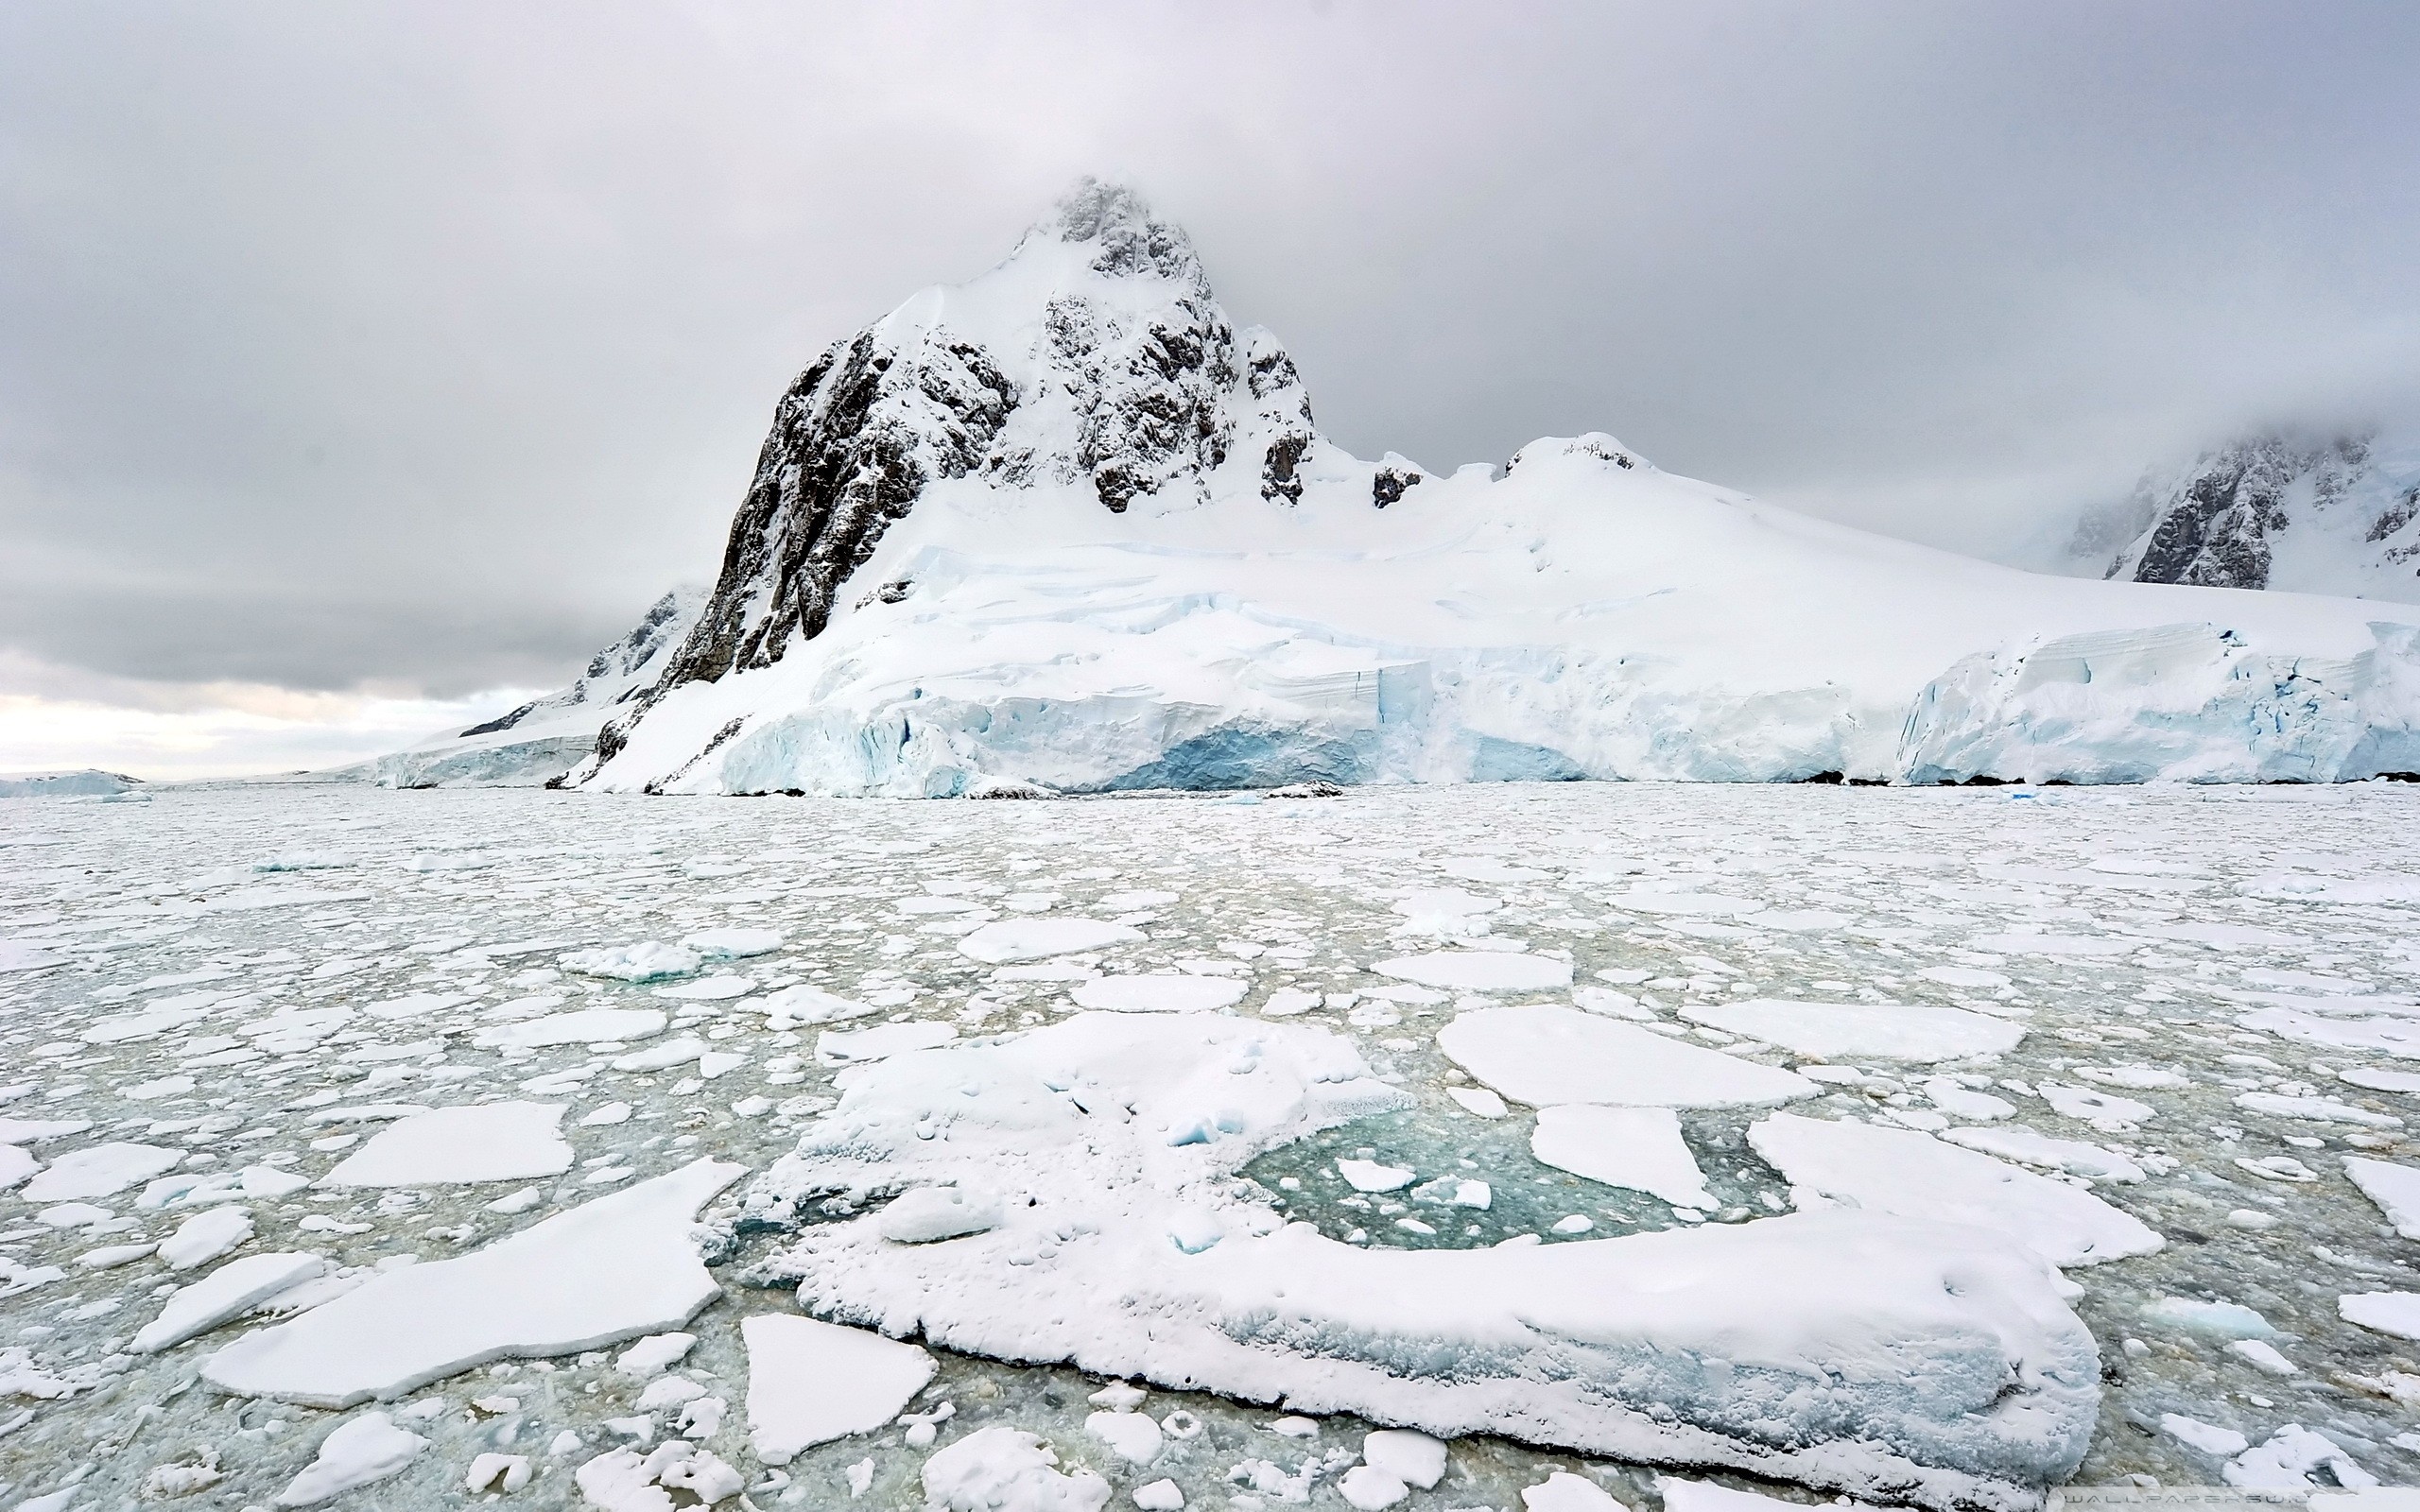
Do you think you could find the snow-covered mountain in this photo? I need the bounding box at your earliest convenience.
[2064,428,2420,603]
[569,182,2420,794]
[372,585,705,788]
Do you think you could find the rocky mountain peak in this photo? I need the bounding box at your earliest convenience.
[596,182,1328,767]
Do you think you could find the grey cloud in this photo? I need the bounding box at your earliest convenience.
[5,0,2416,699]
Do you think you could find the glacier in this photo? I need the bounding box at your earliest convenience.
[534,182,2420,797]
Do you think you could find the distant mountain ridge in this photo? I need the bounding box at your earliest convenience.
[368,585,706,788]
[2066,428,2420,603]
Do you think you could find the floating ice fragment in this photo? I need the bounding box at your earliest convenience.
[1940,1126,2144,1181]
[1086,1409,1165,1463]
[681,928,783,959]
[134,1252,326,1351]
[2232,1338,2298,1375]
[615,1332,696,1378]
[1441,1005,1818,1108]
[22,1143,182,1202]
[2341,1291,2420,1341]
[465,1452,533,1493]
[2161,1414,2250,1456]
[959,919,1145,964]
[203,1160,744,1405]
[761,985,879,1027]
[274,1412,428,1506]
[321,1103,573,1186]
[1530,1106,1717,1209]
[740,1314,933,1462]
[923,1426,1111,1512]
[475,1008,668,1050]
[1523,1470,1621,1509]
[1750,1111,2162,1269]
[1132,1480,1184,1510]
[2346,1157,2420,1238]
[1446,1086,1508,1118]
[1339,1464,1409,1508]
[1680,1000,2022,1062]
[160,1204,254,1269]
[2236,1091,2401,1127]
[818,1022,959,1064]
[560,943,701,983]
[1073,974,1248,1013]
[0,1144,34,1191]
[1337,1159,1415,1193]
[1360,1429,1445,1488]
[2225,1425,2377,1488]
[1372,952,1572,991]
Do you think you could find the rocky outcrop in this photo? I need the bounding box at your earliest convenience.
[2073,428,2420,601]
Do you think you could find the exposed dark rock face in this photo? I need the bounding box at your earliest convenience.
[656,332,1018,693]
[2116,432,2371,589]
[1372,462,1423,508]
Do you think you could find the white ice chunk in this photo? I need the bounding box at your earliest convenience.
[1680,1000,2022,1062]
[1340,1464,1409,1508]
[1440,1005,1818,1108]
[2347,1157,2420,1238]
[741,1313,934,1464]
[1072,975,1248,1013]
[2225,1425,2377,1489]
[560,942,701,982]
[160,1204,255,1269]
[614,1332,696,1378]
[274,1412,429,1506]
[201,1159,744,1405]
[1360,1428,1446,1488]
[134,1252,327,1351]
[923,1426,1110,1512]
[1751,1112,2163,1269]
[1530,1106,1717,1209]
[959,919,1145,964]
[1523,1471,1622,1509]
[473,1008,667,1050]
[818,1022,959,1064]
[0,1143,34,1191]
[1446,1086,1508,1118]
[21,1143,183,1202]
[761,985,879,1027]
[321,1103,573,1187]
[1337,1160,1415,1193]
[2341,1291,2420,1341]
[1085,1409,1165,1464]
[1372,952,1573,991]
[1940,1126,2145,1182]
[2161,1414,2250,1456]
[681,928,784,959]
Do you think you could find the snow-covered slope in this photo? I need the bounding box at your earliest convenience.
[373,586,705,788]
[0,769,143,799]
[574,184,2420,795]
[2065,429,2420,604]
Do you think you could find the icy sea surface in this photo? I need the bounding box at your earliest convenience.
[7,782,2420,1510]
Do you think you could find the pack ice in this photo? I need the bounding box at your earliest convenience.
[526,180,2420,797]
[748,1011,2100,1509]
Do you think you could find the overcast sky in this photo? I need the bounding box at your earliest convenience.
[6,1,2418,778]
